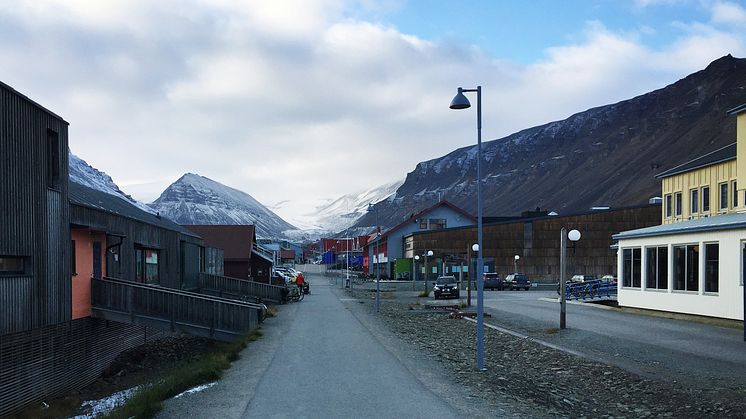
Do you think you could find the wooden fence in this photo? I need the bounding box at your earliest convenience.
[91,277,262,341]
[198,272,284,303]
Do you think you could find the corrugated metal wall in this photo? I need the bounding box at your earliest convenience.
[0,317,164,417]
[0,82,70,335]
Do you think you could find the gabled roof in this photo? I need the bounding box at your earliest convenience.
[69,182,198,237]
[185,225,256,260]
[654,143,736,179]
[367,200,475,244]
[727,103,746,115]
[613,212,746,240]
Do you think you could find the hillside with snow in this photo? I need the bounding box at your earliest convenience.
[68,151,156,214]
[149,173,298,240]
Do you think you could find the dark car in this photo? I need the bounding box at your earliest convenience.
[503,273,531,291]
[433,276,460,299]
[483,273,501,290]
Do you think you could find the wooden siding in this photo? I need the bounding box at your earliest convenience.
[662,159,739,224]
[411,205,661,281]
[0,317,163,417]
[0,82,70,335]
[70,203,202,290]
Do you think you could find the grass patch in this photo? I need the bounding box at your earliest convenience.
[105,330,262,419]
[265,306,278,318]
[418,290,430,298]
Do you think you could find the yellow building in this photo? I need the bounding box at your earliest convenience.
[614,103,746,321]
[658,103,746,224]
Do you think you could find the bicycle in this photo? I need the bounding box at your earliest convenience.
[287,284,304,302]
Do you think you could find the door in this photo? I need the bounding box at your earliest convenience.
[92,241,102,279]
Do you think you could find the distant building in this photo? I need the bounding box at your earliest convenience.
[615,103,746,320]
[186,225,274,283]
[364,200,476,278]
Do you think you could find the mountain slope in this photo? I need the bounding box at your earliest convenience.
[353,55,746,229]
[150,173,297,239]
[68,151,156,214]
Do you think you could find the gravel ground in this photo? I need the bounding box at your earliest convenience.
[347,288,746,418]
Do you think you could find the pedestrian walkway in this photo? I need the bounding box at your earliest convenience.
[159,274,460,418]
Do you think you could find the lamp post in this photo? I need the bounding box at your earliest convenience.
[368,203,381,312]
[451,85,486,370]
[514,254,520,273]
[424,250,433,292]
[559,228,581,329]
[413,255,420,291]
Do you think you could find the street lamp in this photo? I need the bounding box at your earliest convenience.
[514,254,520,273]
[368,203,382,312]
[559,228,581,329]
[451,85,486,371]
[413,254,420,291]
[424,250,434,292]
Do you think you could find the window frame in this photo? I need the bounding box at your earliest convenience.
[673,243,699,292]
[719,182,728,211]
[702,186,710,213]
[704,242,719,294]
[622,247,642,288]
[674,192,682,217]
[0,256,27,275]
[645,246,668,290]
[665,194,672,218]
[733,181,738,208]
[690,189,698,215]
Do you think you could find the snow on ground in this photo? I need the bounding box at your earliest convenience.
[173,382,217,399]
[71,386,140,419]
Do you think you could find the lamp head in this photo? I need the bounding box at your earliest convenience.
[514,255,520,260]
[449,87,471,110]
[427,250,434,256]
[471,243,479,252]
[414,255,420,261]
[568,229,581,242]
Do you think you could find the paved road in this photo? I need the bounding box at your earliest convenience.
[159,274,466,419]
[479,289,746,387]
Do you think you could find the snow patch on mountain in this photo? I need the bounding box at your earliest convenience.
[68,151,156,214]
[149,173,298,240]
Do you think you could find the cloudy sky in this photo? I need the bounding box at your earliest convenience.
[2,0,745,226]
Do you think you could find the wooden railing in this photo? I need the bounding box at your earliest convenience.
[198,272,284,303]
[91,277,262,341]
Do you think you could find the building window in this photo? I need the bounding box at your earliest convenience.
[674,192,682,217]
[719,183,728,211]
[673,244,698,292]
[46,129,60,189]
[665,194,672,218]
[733,181,738,208]
[622,248,641,288]
[645,246,668,290]
[702,186,710,212]
[419,219,447,230]
[704,243,718,293]
[135,247,160,285]
[0,256,26,275]
[690,189,698,214]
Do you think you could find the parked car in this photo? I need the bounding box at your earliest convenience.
[433,276,460,299]
[483,273,501,290]
[503,273,531,291]
[570,274,597,283]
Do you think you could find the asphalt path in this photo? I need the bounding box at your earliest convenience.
[478,289,746,387]
[159,274,467,419]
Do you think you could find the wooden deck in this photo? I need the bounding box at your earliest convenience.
[198,272,284,303]
[91,277,264,341]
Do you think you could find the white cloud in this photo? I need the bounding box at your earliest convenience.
[1,1,745,226]
[710,1,746,26]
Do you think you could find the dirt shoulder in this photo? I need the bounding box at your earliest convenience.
[347,287,745,418]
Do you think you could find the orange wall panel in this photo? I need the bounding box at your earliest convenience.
[71,229,106,319]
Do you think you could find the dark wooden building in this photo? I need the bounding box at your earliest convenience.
[185,225,273,283]
[407,204,662,281]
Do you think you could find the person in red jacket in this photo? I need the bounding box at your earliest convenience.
[296,273,306,294]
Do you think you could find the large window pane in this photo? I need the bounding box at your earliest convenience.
[623,249,632,287]
[665,195,672,218]
[691,189,698,214]
[674,246,686,290]
[632,248,641,287]
[622,248,641,288]
[646,248,657,289]
[675,192,682,216]
[687,245,699,291]
[702,186,710,212]
[657,247,668,289]
[705,243,718,293]
[720,183,728,210]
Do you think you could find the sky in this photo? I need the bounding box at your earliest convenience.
[1,0,746,227]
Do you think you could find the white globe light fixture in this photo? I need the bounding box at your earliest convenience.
[568,229,581,242]
[471,244,479,252]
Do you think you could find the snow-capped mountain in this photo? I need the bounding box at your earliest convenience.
[353,54,746,230]
[68,151,156,214]
[150,173,297,240]
[293,179,404,234]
